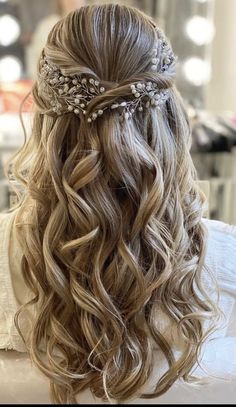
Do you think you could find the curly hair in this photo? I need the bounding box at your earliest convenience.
[9,3,219,404]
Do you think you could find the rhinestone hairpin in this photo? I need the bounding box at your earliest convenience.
[38,27,176,123]
[154,28,176,73]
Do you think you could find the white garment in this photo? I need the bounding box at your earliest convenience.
[0,210,236,403]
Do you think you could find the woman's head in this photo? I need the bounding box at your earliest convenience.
[12,4,218,404]
[34,3,177,119]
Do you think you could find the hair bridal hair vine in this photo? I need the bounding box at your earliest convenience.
[39,27,177,123]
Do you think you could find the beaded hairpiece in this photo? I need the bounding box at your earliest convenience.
[39,28,176,122]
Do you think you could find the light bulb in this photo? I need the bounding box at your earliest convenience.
[0,14,21,46]
[183,57,211,86]
[0,56,22,82]
[185,16,215,46]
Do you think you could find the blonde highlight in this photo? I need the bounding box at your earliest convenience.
[9,4,219,404]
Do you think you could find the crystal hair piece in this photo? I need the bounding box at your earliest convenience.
[151,28,176,73]
[38,28,176,123]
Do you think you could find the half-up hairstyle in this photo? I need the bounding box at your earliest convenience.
[10,4,219,404]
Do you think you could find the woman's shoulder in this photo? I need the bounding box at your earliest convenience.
[0,210,17,224]
[0,209,19,276]
[202,217,236,292]
[203,217,236,238]
[202,217,236,253]
[0,209,20,280]
[0,211,17,242]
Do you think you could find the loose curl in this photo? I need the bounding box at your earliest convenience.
[9,4,219,404]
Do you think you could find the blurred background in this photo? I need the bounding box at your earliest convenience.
[0,0,236,223]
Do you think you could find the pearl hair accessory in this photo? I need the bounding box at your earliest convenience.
[38,27,176,123]
[151,28,176,74]
[90,83,170,122]
[39,56,106,117]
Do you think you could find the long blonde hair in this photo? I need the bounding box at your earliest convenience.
[10,4,219,404]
